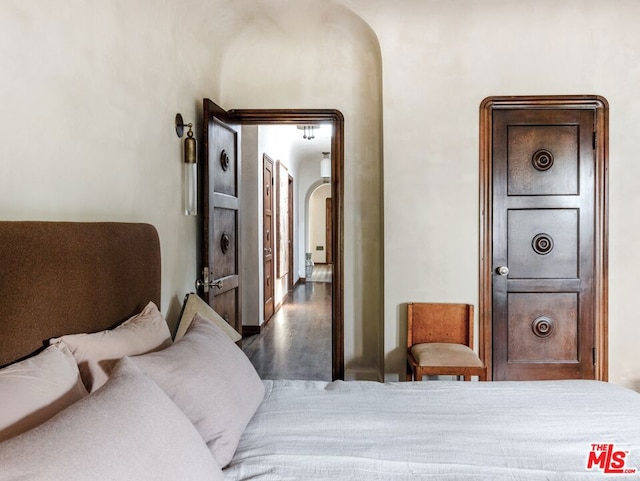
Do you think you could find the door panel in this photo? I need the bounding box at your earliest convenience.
[507,209,578,279]
[202,99,242,336]
[211,209,237,279]
[492,107,595,381]
[507,125,579,195]
[507,293,578,362]
[263,154,274,323]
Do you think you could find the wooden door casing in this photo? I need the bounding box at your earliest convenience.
[201,99,242,336]
[263,154,275,323]
[479,96,609,382]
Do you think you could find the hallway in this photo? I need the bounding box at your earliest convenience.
[242,280,332,381]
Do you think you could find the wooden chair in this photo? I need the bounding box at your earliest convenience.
[407,303,487,381]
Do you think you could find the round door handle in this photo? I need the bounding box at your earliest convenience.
[496,266,509,276]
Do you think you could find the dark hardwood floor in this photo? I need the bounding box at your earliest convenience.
[242,280,332,381]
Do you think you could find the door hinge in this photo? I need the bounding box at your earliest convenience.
[593,131,597,150]
[593,347,597,365]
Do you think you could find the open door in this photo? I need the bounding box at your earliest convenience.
[199,99,242,336]
[199,101,345,380]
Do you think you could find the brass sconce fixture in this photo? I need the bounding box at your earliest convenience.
[175,113,197,216]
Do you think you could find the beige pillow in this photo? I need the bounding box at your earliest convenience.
[131,313,265,467]
[0,343,88,442]
[0,357,223,481]
[175,293,241,342]
[50,301,172,392]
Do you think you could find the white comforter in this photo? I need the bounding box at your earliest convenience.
[224,379,640,480]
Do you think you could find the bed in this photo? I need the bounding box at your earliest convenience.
[1,221,639,481]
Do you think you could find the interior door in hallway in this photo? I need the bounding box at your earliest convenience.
[200,99,242,335]
[325,197,333,265]
[287,174,294,291]
[263,154,275,323]
[488,99,608,381]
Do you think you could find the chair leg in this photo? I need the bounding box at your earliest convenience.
[406,361,414,382]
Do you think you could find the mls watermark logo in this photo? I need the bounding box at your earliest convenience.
[586,444,637,474]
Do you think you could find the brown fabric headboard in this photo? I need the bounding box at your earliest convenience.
[0,222,161,367]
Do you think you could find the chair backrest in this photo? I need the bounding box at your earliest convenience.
[407,303,474,349]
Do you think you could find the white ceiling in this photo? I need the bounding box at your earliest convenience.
[268,124,332,172]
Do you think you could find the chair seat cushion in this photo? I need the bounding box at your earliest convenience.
[411,343,484,367]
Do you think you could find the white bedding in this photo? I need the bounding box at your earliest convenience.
[225,379,640,480]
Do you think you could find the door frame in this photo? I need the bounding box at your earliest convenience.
[229,108,344,381]
[479,95,609,381]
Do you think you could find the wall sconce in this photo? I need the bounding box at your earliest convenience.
[320,151,331,182]
[175,113,197,216]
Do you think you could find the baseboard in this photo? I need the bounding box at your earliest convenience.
[242,325,261,337]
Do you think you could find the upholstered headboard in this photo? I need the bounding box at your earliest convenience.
[0,222,161,367]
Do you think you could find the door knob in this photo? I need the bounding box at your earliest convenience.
[195,278,223,291]
[496,266,509,276]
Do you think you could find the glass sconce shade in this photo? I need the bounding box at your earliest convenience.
[320,151,331,181]
[183,130,197,216]
[184,161,197,216]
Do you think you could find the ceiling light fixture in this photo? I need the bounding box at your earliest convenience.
[297,124,316,140]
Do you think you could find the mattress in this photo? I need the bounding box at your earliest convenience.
[225,379,640,480]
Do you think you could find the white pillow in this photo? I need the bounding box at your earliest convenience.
[50,301,172,392]
[0,357,223,481]
[0,343,88,443]
[175,293,242,342]
[131,313,265,467]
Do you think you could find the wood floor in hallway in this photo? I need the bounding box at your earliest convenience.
[242,281,332,381]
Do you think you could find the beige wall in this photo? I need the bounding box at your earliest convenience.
[345,0,640,387]
[219,1,385,380]
[3,0,640,390]
[0,0,222,332]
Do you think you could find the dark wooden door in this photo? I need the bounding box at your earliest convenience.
[325,197,333,265]
[263,154,275,323]
[287,174,294,291]
[492,107,597,380]
[201,99,242,335]
[276,162,289,279]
